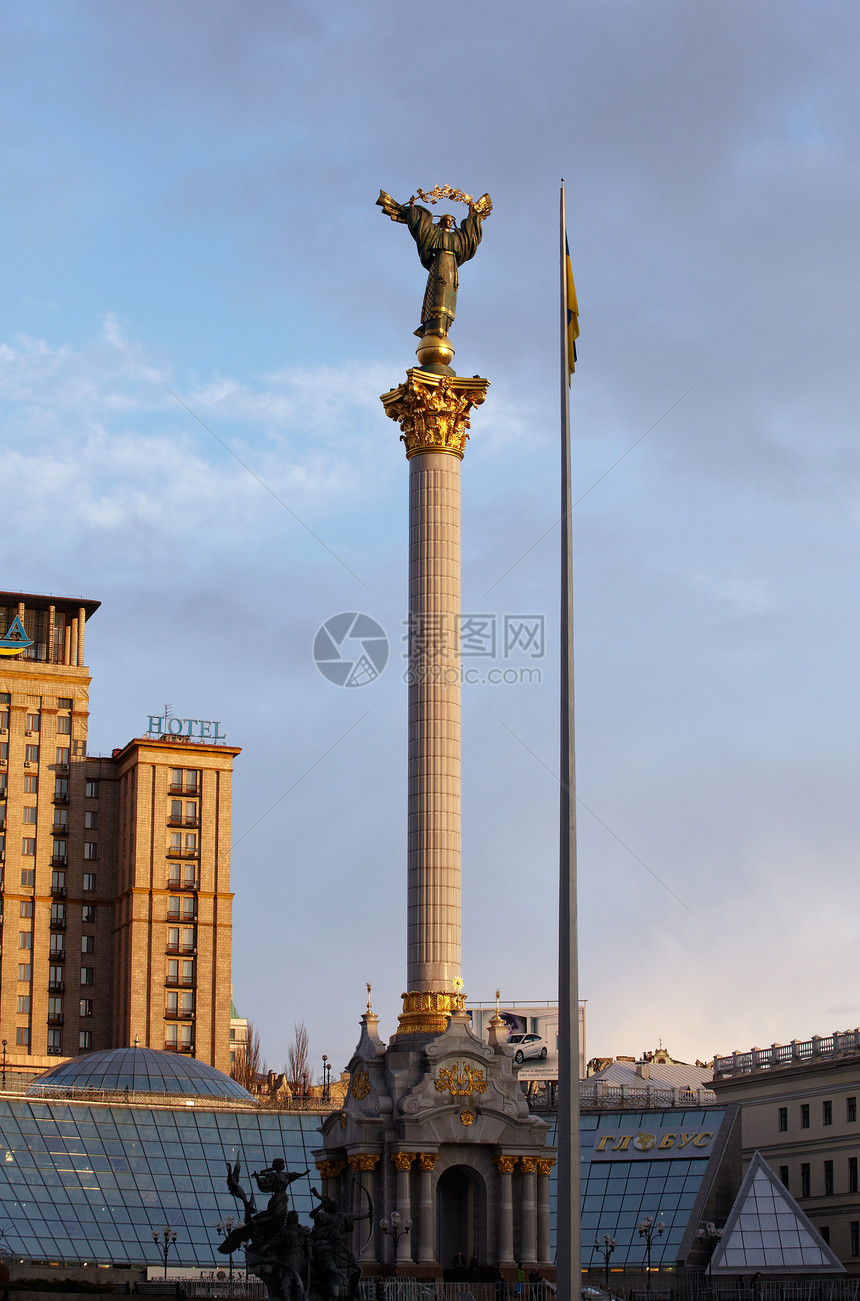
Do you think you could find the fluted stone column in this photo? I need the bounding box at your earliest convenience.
[392,1152,416,1266]
[494,1155,517,1265]
[416,1153,439,1264]
[382,369,489,1034]
[348,1154,379,1264]
[536,1159,555,1265]
[520,1157,538,1265]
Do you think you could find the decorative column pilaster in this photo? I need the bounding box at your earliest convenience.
[348,1154,380,1264]
[315,1158,346,1203]
[494,1155,517,1265]
[519,1158,538,1265]
[391,1152,417,1266]
[416,1153,439,1264]
[382,369,489,1036]
[536,1158,555,1265]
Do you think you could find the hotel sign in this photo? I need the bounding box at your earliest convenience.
[147,715,226,740]
[592,1129,715,1160]
[0,616,33,658]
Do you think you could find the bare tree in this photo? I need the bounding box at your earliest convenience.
[286,1021,312,1096]
[231,1022,266,1093]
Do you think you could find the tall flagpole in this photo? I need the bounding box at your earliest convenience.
[557,180,581,1301]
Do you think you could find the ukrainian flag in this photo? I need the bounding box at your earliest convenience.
[565,235,579,382]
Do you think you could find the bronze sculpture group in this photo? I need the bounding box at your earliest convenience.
[218,1159,370,1301]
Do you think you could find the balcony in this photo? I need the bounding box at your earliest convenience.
[167,912,197,924]
[167,816,199,828]
[48,981,65,993]
[164,977,195,989]
[167,878,198,892]
[51,822,68,835]
[50,885,67,899]
[51,854,68,867]
[165,944,196,956]
[166,848,197,859]
[168,784,198,797]
[53,792,70,805]
[49,917,67,931]
[163,1042,195,1054]
[164,1009,195,1021]
[47,1014,64,1027]
[49,949,66,962]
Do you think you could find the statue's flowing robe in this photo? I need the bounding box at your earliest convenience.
[405,203,483,335]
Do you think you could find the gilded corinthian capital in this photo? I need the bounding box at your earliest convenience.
[493,1155,518,1174]
[391,1152,417,1171]
[348,1153,380,1173]
[381,369,489,461]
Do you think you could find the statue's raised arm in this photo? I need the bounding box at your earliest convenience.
[377,186,492,352]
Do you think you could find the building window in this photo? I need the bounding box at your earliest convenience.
[84,810,98,829]
[24,775,38,794]
[25,745,39,763]
[55,777,68,797]
[184,832,197,852]
[19,901,33,917]
[79,1031,92,1050]
[170,832,182,851]
[17,996,30,1014]
[17,964,31,982]
[21,837,35,855]
[48,996,62,1018]
[16,1028,29,1047]
[81,934,95,954]
[80,999,93,1018]
[167,959,179,983]
[0,710,8,728]
[80,967,94,986]
[50,902,65,923]
[82,904,96,923]
[165,1024,178,1048]
[85,780,99,798]
[26,714,40,732]
[48,966,63,987]
[850,1222,859,1257]
[825,1160,834,1195]
[52,869,66,891]
[55,747,69,765]
[56,715,71,735]
[182,959,194,983]
[849,1158,858,1193]
[53,838,67,859]
[848,1097,857,1123]
[0,743,7,761]
[18,931,32,950]
[22,806,36,824]
[820,1226,830,1246]
[57,698,72,710]
[20,869,34,888]
[49,933,64,955]
[801,1104,810,1129]
[83,841,97,860]
[801,1163,811,1198]
[83,872,96,891]
[53,808,68,829]
[824,1100,833,1126]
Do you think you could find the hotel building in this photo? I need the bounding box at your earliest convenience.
[0,589,239,1076]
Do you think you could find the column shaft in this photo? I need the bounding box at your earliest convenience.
[520,1161,537,1265]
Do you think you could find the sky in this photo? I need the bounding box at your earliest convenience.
[1,0,859,1081]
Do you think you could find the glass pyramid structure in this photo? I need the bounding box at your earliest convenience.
[711,1151,845,1274]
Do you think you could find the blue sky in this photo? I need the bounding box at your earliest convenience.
[2,0,860,1077]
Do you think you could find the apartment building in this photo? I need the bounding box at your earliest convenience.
[0,589,239,1077]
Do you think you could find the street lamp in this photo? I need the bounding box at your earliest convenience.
[152,1226,178,1279]
[638,1215,664,1296]
[594,1233,616,1294]
[215,1215,237,1282]
[322,1054,331,1103]
[696,1222,723,1283]
[380,1210,411,1275]
[2,1040,7,1089]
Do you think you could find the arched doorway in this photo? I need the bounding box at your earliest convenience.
[436,1164,486,1269]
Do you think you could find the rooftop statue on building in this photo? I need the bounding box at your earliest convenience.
[377,185,492,340]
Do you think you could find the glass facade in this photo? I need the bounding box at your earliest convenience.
[27,1047,253,1103]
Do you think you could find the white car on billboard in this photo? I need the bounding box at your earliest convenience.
[507,1032,548,1064]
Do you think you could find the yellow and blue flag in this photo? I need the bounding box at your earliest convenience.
[565,235,579,382]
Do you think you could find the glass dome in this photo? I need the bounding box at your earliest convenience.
[27,1046,255,1103]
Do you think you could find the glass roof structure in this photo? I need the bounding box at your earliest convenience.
[711,1152,845,1275]
[26,1048,254,1103]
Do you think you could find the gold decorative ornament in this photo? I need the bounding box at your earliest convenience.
[391,1152,417,1171]
[316,1159,347,1179]
[493,1155,518,1174]
[350,1067,371,1101]
[381,369,489,462]
[519,1157,538,1174]
[460,1109,476,1126]
[395,987,468,1035]
[339,1112,347,1130]
[435,1061,488,1097]
[536,1158,556,1176]
[348,1153,380,1173]
[416,1153,439,1172]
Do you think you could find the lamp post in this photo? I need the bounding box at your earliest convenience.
[638,1215,664,1297]
[2,1039,6,1089]
[380,1210,411,1276]
[696,1222,723,1286]
[322,1054,331,1103]
[594,1232,616,1294]
[215,1215,237,1283]
[152,1226,178,1279]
